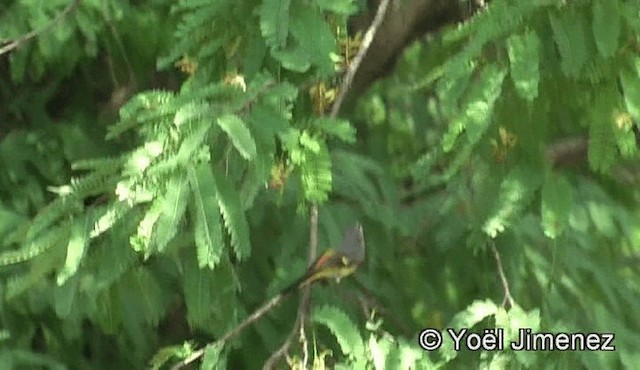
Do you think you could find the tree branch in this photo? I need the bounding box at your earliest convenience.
[344,0,466,101]
[490,240,514,308]
[0,0,81,57]
[330,0,391,118]
[170,291,292,370]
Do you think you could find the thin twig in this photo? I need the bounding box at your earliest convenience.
[0,0,81,57]
[170,290,292,370]
[329,0,391,118]
[263,205,318,369]
[489,240,515,308]
[101,1,135,84]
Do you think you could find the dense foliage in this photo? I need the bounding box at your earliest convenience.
[1,0,640,368]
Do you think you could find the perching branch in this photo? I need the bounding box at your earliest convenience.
[490,240,515,308]
[0,0,81,57]
[169,290,292,370]
[329,0,391,118]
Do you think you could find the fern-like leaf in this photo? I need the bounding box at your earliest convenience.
[90,202,133,239]
[212,168,251,260]
[188,164,223,269]
[0,225,69,266]
[312,305,365,359]
[592,0,620,58]
[216,114,257,161]
[549,10,589,78]
[25,196,81,242]
[483,167,540,238]
[107,90,176,139]
[182,252,229,331]
[54,274,79,318]
[260,0,290,50]
[155,175,190,253]
[541,173,573,239]
[314,117,356,144]
[443,64,506,152]
[620,68,640,121]
[588,86,618,173]
[438,300,499,362]
[56,217,89,285]
[507,30,540,102]
[288,3,335,77]
[301,140,332,203]
[131,199,163,255]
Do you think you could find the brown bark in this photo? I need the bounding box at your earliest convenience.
[347,0,468,100]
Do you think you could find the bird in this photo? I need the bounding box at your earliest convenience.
[282,222,365,294]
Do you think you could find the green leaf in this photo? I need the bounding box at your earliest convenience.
[443,64,506,152]
[108,91,175,139]
[316,0,358,14]
[588,87,618,173]
[149,342,195,370]
[94,287,121,334]
[0,207,24,242]
[260,0,291,49]
[369,333,392,370]
[615,125,637,159]
[183,251,237,333]
[0,226,68,266]
[541,173,573,239]
[183,253,216,329]
[26,196,81,242]
[217,114,258,161]
[620,65,640,121]
[449,299,499,328]
[313,306,365,358]
[436,59,474,119]
[465,64,506,144]
[201,343,224,370]
[90,201,132,239]
[173,120,212,165]
[587,201,617,238]
[333,150,383,210]
[300,141,332,203]
[54,275,79,318]
[188,164,223,270]
[495,304,541,350]
[592,0,620,58]
[271,45,311,72]
[125,267,165,326]
[151,174,190,253]
[549,10,589,78]
[174,101,209,127]
[314,117,356,143]
[212,168,251,259]
[57,218,88,285]
[507,30,540,101]
[131,197,163,255]
[439,300,499,361]
[483,167,540,237]
[299,131,321,154]
[289,4,335,77]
